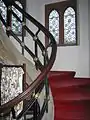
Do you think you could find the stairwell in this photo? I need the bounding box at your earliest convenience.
[0,0,90,120]
[0,0,57,119]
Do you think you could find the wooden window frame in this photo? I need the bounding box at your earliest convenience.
[45,0,77,47]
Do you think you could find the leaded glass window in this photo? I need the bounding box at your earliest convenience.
[0,0,7,30]
[0,0,25,35]
[49,10,59,44]
[45,0,77,46]
[0,0,7,22]
[64,7,76,44]
[12,1,23,34]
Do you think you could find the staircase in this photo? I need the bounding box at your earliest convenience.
[0,0,90,120]
[0,0,57,119]
[48,71,90,120]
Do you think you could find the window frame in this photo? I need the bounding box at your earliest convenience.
[45,0,77,47]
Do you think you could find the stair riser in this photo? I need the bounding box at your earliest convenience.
[49,80,90,88]
[55,117,90,120]
[55,110,90,119]
[54,104,90,111]
[50,86,90,95]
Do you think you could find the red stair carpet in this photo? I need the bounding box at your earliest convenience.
[48,71,90,120]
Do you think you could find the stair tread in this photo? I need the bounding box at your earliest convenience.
[55,117,90,120]
[54,92,90,101]
[49,78,90,88]
[55,110,90,119]
[55,103,90,111]
[51,85,90,94]
[55,118,90,120]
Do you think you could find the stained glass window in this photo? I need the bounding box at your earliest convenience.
[45,0,77,46]
[0,0,7,21]
[64,7,76,44]
[0,0,24,34]
[12,1,23,34]
[0,0,7,30]
[49,10,59,44]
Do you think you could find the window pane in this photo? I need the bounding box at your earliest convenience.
[0,0,7,30]
[12,1,23,34]
[0,0,7,21]
[49,10,59,44]
[64,7,76,44]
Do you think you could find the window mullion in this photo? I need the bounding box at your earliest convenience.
[59,11,64,45]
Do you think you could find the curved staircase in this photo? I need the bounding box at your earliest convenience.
[0,0,90,120]
[48,71,90,120]
[0,0,57,119]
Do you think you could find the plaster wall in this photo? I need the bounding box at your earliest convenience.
[26,0,89,77]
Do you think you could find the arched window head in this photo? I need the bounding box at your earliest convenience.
[64,7,76,44]
[49,10,59,44]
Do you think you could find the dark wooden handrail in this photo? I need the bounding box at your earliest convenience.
[11,9,46,52]
[0,0,57,118]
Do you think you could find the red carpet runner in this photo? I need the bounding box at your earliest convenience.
[48,71,90,120]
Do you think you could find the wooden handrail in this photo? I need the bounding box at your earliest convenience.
[0,0,57,118]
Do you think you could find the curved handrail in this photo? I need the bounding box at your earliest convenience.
[0,0,57,116]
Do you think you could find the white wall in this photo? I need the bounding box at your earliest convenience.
[89,0,90,76]
[26,0,90,77]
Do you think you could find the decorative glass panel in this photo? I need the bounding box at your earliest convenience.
[49,10,59,44]
[1,67,24,105]
[0,0,7,21]
[12,1,23,34]
[1,66,24,115]
[0,0,7,30]
[0,0,23,34]
[64,7,76,44]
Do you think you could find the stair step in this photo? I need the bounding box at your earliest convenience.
[54,92,90,101]
[49,78,90,88]
[55,117,90,120]
[55,119,90,120]
[51,85,90,95]
[54,100,90,106]
[55,103,90,111]
[55,109,90,119]
[48,71,76,78]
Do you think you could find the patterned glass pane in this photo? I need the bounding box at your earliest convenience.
[49,10,59,44]
[12,1,23,34]
[0,0,7,21]
[64,7,76,44]
[0,0,7,30]
[1,66,24,115]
